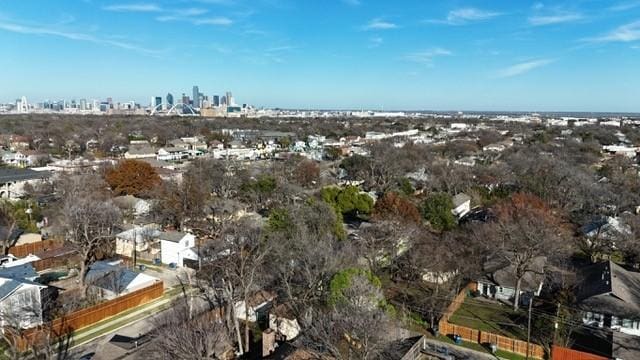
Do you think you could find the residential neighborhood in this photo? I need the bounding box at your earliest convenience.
[1,113,640,360]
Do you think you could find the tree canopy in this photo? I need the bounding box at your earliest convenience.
[105,159,161,198]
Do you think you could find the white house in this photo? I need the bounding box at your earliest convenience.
[156,148,188,161]
[124,145,157,159]
[269,304,301,341]
[0,168,51,200]
[0,265,47,329]
[234,290,276,322]
[158,231,198,267]
[112,195,152,217]
[86,260,160,300]
[451,193,472,219]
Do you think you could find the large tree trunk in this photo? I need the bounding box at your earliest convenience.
[513,276,522,311]
[244,294,250,354]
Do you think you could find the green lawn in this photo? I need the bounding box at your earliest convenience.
[437,335,528,360]
[448,298,528,340]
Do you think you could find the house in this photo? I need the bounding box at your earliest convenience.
[86,260,160,300]
[158,231,198,267]
[477,255,546,306]
[0,264,47,329]
[451,193,472,219]
[112,195,152,217]
[576,261,640,337]
[0,254,40,268]
[235,290,276,323]
[156,148,188,161]
[115,225,160,259]
[124,145,157,159]
[269,304,301,341]
[0,168,51,200]
[1,150,28,167]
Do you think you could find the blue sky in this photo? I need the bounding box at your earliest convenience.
[0,1,639,111]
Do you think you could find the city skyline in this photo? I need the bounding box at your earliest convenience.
[1,1,639,112]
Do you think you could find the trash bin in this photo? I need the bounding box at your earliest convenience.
[154,258,161,265]
[138,264,146,271]
[453,334,462,345]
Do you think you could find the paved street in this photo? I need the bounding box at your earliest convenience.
[68,291,209,360]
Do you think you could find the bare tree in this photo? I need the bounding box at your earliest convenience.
[0,203,18,255]
[62,196,121,292]
[198,219,270,355]
[143,302,231,359]
[474,193,569,310]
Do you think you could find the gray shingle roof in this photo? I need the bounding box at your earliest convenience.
[576,260,640,318]
[0,264,39,280]
[0,279,21,300]
[158,231,187,243]
[0,168,50,183]
[482,254,546,292]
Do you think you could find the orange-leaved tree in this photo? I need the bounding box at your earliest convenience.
[373,191,422,224]
[105,159,161,198]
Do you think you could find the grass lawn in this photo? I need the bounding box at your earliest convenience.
[437,335,528,360]
[448,298,528,341]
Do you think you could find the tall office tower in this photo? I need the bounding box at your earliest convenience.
[213,95,220,107]
[225,91,233,106]
[80,99,87,111]
[182,93,189,106]
[192,86,200,108]
[166,93,174,107]
[154,97,162,109]
[17,96,28,113]
[221,95,227,106]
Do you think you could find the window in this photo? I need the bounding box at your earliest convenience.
[622,319,633,328]
[612,316,621,327]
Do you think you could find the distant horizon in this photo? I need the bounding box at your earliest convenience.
[3,92,640,115]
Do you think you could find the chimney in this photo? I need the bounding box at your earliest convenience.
[262,328,277,358]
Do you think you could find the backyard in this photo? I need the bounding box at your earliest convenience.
[448,297,529,341]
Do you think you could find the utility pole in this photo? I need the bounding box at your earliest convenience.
[554,303,561,344]
[526,294,533,360]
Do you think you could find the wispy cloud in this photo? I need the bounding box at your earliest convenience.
[584,20,640,43]
[157,15,233,26]
[182,8,209,16]
[496,59,553,78]
[528,12,583,26]
[426,7,501,25]
[362,18,397,31]
[193,17,233,26]
[610,1,640,11]
[103,3,162,12]
[404,48,451,66]
[0,20,159,55]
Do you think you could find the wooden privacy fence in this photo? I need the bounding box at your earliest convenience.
[438,320,545,359]
[11,280,164,351]
[8,239,64,257]
[437,282,544,359]
[31,253,81,271]
[440,282,477,322]
[552,345,608,360]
